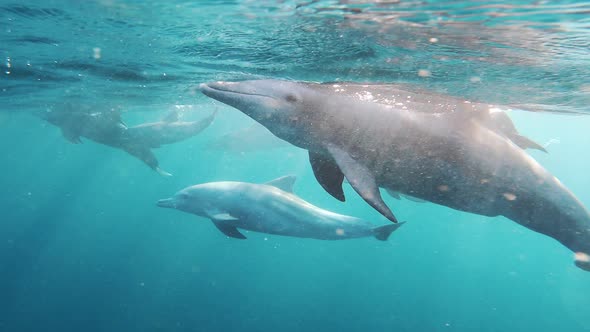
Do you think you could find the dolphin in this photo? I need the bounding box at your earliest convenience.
[38,109,128,145]
[120,110,216,175]
[156,175,404,241]
[38,109,215,176]
[125,110,216,148]
[200,79,590,270]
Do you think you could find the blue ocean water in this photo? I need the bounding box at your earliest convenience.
[1,1,590,331]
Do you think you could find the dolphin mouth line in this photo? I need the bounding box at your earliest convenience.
[157,198,176,208]
[200,83,273,99]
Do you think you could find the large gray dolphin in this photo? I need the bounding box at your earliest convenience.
[157,175,404,241]
[200,79,590,270]
[38,109,215,176]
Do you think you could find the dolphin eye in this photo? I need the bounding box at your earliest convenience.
[285,94,298,103]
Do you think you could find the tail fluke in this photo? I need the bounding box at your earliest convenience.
[373,222,405,241]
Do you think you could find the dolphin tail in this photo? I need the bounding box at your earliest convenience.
[373,222,405,241]
[185,109,217,136]
[200,109,217,129]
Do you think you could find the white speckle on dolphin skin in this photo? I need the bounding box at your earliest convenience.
[575,252,590,263]
[332,84,341,88]
[503,193,517,201]
[480,178,490,184]
[437,184,450,192]
[357,92,374,101]
[418,69,431,77]
[93,47,101,60]
[335,228,345,236]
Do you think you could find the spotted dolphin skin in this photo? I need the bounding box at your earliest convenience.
[200,79,590,270]
[38,109,215,176]
[157,175,404,241]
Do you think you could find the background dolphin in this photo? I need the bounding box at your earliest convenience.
[37,109,216,176]
[157,175,404,241]
[125,110,216,148]
[37,108,128,145]
[200,79,590,270]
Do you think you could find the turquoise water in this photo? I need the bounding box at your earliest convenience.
[2,1,590,331]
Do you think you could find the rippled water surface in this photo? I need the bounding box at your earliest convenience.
[1,1,589,112]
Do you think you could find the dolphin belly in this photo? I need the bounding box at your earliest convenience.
[227,206,375,240]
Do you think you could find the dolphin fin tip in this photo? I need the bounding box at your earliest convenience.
[156,167,173,177]
[373,221,405,241]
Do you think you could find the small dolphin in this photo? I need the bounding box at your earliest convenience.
[38,109,215,176]
[200,79,590,270]
[125,110,216,148]
[157,175,404,241]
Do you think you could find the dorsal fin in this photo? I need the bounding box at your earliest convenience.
[117,114,127,127]
[105,110,127,128]
[265,175,296,193]
[162,110,179,123]
[486,111,547,153]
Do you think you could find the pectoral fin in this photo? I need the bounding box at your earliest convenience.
[212,221,246,239]
[325,144,398,223]
[123,145,166,174]
[309,151,345,201]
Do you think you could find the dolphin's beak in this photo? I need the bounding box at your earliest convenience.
[199,81,273,107]
[156,198,175,208]
[199,81,236,100]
